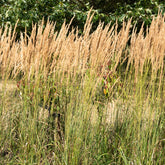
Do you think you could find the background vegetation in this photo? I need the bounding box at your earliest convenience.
[0,0,165,37]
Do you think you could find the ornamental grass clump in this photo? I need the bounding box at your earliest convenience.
[0,10,164,164]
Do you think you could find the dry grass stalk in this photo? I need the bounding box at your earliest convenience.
[128,13,165,84]
[0,12,164,88]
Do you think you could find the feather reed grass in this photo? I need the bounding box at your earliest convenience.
[0,11,164,164]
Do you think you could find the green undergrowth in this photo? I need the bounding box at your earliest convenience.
[0,59,165,164]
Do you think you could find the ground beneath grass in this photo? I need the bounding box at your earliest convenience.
[0,80,17,92]
[0,80,18,106]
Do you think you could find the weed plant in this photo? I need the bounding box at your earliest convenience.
[0,11,165,164]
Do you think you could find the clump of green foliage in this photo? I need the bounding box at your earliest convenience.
[0,0,164,38]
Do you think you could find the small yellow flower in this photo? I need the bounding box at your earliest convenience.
[104,89,107,95]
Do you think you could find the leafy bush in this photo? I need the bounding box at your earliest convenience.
[1,0,164,40]
[112,0,165,31]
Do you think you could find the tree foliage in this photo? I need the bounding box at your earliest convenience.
[0,0,164,38]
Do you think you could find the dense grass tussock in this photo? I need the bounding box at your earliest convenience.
[0,11,165,164]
